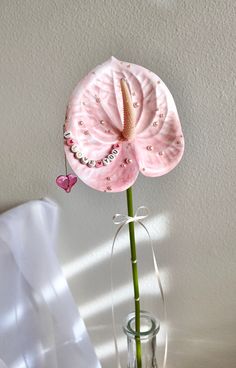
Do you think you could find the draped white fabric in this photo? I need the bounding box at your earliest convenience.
[0,199,101,368]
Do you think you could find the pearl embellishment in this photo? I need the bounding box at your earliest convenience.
[125,158,132,164]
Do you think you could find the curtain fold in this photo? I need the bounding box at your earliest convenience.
[0,198,101,368]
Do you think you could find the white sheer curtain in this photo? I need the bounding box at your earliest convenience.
[0,198,101,368]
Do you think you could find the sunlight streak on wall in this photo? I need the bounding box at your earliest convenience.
[95,335,127,360]
[80,270,168,319]
[63,214,169,280]
[95,329,166,361]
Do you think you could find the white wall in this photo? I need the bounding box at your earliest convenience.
[0,1,236,367]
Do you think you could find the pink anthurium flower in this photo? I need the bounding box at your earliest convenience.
[64,57,184,192]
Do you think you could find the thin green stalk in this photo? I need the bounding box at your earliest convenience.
[126,186,142,368]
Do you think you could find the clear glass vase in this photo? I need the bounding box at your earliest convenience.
[123,311,160,368]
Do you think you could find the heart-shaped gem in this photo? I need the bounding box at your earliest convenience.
[95,160,103,168]
[56,174,77,193]
[66,138,75,146]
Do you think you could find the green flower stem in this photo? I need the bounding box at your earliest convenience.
[126,186,142,368]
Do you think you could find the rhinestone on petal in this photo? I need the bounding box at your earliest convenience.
[100,120,105,125]
[78,121,84,126]
[152,121,158,127]
[146,145,153,151]
[133,102,140,108]
[159,151,164,156]
[120,163,126,168]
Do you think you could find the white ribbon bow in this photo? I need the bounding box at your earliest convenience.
[113,206,150,226]
[111,206,168,368]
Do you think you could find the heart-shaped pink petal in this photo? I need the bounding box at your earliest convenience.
[56,174,77,193]
[64,57,184,192]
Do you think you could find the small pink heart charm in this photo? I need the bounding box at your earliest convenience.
[56,174,78,193]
